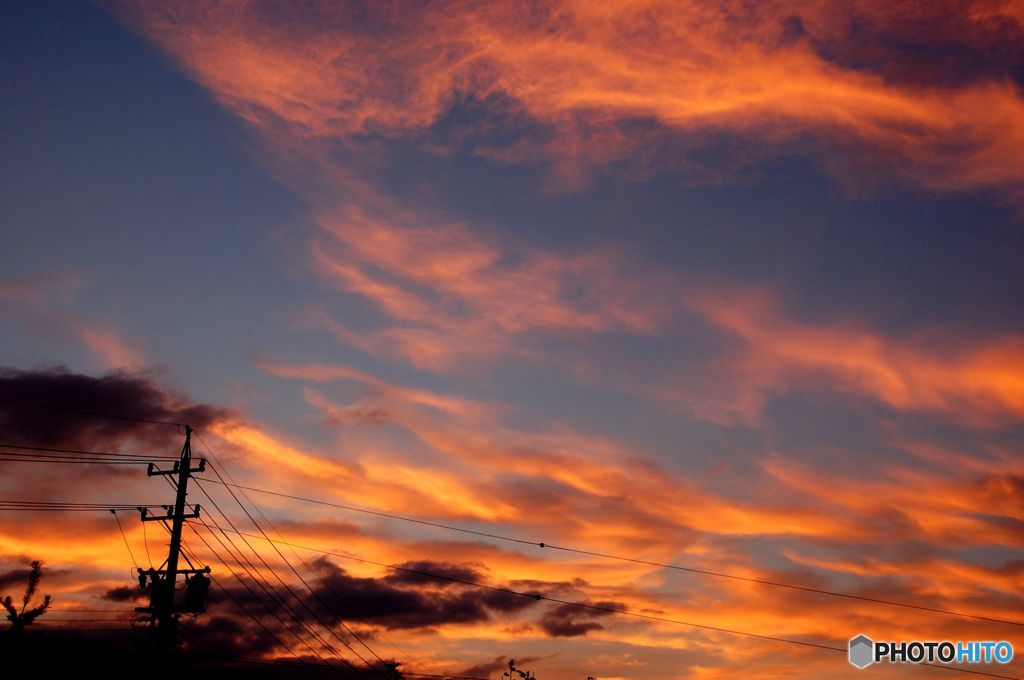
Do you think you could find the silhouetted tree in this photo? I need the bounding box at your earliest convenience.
[2,560,53,634]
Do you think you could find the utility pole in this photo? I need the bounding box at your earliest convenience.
[136,425,210,649]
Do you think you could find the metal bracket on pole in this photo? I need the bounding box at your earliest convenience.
[140,504,202,522]
[146,458,206,477]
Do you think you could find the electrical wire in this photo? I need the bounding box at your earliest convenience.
[0,404,1014,678]
[189,477,372,674]
[193,476,1023,629]
[0,443,179,459]
[178,534,309,666]
[181,531,307,660]
[153,473,327,665]
[199,463,391,675]
[142,514,154,567]
[187,521,1022,680]
[0,443,178,468]
[0,500,149,506]
[0,457,157,466]
[160,474,344,670]
[0,505,155,511]
[0,397,185,427]
[50,608,136,613]
[196,432,416,674]
[110,509,139,570]
[222,656,490,679]
[29,627,132,632]
[38,617,134,622]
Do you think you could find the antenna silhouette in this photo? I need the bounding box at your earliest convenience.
[504,658,536,680]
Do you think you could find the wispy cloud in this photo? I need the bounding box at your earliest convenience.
[118,1,1024,196]
[308,204,665,369]
[0,273,147,371]
[653,287,1024,424]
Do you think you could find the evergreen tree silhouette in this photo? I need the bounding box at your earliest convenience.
[2,560,53,634]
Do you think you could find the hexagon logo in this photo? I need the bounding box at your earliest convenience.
[849,634,874,669]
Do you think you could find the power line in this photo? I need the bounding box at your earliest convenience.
[192,522,836,648]
[0,457,159,466]
[37,617,134,622]
[142,513,154,567]
[222,656,490,679]
[188,522,1022,680]
[0,442,180,467]
[0,501,156,507]
[111,509,139,569]
[6,497,1019,666]
[29,627,133,632]
[194,477,1023,629]
[200,464,391,674]
[0,500,151,506]
[189,477,376,675]
[0,508,142,512]
[1,414,1013,675]
[182,530,313,664]
[156,475,334,666]
[34,624,133,630]
[177,484,350,670]
[8,410,1009,629]
[193,485,358,669]
[0,405,346,663]
[195,432,418,674]
[0,397,185,427]
[178,533,310,666]
[50,608,136,613]
[0,443,179,459]
[0,501,157,509]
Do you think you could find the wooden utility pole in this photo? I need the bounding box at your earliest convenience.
[136,425,210,648]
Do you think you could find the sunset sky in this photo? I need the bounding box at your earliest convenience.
[1,1,1023,678]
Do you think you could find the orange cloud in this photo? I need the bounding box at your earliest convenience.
[117,1,1024,195]
[72,325,145,370]
[670,288,1024,424]
[4,370,1022,676]
[307,204,664,369]
[0,274,146,371]
[259,359,498,421]
[264,361,1022,561]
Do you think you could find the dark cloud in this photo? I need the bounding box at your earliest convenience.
[0,366,227,450]
[806,4,1024,89]
[199,556,540,638]
[0,566,29,593]
[103,585,145,602]
[184,614,280,659]
[537,601,622,638]
[384,560,485,587]
[508,576,590,594]
[0,561,72,596]
[995,560,1024,576]
[300,557,539,630]
[181,562,544,666]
